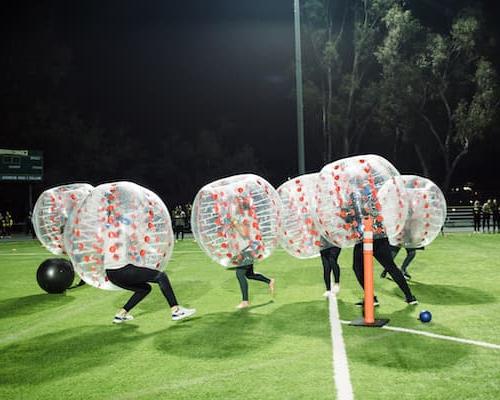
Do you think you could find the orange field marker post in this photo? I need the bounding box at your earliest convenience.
[350,216,389,328]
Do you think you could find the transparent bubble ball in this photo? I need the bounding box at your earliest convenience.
[191,174,282,268]
[314,154,408,248]
[64,182,174,290]
[32,183,94,254]
[277,173,330,259]
[390,175,447,248]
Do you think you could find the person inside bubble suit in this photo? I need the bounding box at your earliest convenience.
[382,212,424,281]
[228,196,275,309]
[349,190,418,307]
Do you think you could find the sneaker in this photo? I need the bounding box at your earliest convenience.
[355,297,379,307]
[112,314,134,324]
[323,290,331,298]
[171,306,196,321]
[406,296,418,305]
[380,270,387,279]
[331,283,340,294]
[403,272,412,280]
[236,301,250,309]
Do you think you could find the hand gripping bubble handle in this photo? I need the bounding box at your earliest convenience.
[363,216,375,324]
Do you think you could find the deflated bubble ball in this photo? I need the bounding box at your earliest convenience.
[419,310,432,323]
[32,183,94,254]
[390,175,447,249]
[36,258,75,294]
[277,173,325,259]
[314,154,407,248]
[64,182,174,290]
[191,174,282,268]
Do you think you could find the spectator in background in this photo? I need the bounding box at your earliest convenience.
[492,199,499,234]
[482,200,492,233]
[473,200,482,233]
[0,212,4,238]
[184,203,192,231]
[3,211,13,238]
[173,206,186,241]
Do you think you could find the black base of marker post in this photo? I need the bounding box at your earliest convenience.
[350,318,390,327]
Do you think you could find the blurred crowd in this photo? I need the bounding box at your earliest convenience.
[472,199,499,233]
[0,211,14,238]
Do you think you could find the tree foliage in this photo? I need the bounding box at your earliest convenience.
[302,0,499,190]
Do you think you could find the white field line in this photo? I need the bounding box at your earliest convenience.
[329,295,354,400]
[340,320,500,350]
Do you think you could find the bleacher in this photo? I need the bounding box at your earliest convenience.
[443,205,473,232]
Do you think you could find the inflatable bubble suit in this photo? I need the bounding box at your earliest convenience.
[390,175,447,248]
[32,183,94,254]
[191,174,282,268]
[314,155,408,248]
[277,173,334,258]
[64,182,174,290]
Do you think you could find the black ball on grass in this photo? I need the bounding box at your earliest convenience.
[36,258,74,294]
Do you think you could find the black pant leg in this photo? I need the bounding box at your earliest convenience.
[401,249,416,273]
[107,267,153,312]
[106,265,178,312]
[352,242,365,289]
[373,238,414,300]
[245,264,271,284]
[236,267,249,301]
[320,251,332,290]
[154,271,179,308]
[325,247,341,284]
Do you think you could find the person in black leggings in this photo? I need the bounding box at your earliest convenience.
[353,237,418,306]
[230,199,274,309]
[320,239,341,297]
[106,264,196,323]
[235,263,274,309]
[387,245,424,280]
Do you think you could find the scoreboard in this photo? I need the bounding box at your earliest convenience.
[0,149,43,181]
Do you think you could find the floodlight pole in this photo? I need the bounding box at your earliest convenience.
[294,0,305,175]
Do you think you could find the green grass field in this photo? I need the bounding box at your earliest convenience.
[1,233,500,399]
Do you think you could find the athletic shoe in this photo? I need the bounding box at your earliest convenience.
[331,283,340,294]
[380,271,387,279]
[403,272,412,280]
[323,290,331,298]
[355,297,379,307]
[171,306,196,321]
[406,296,418,305]
[112,314,134,324]
[236,301,250,309]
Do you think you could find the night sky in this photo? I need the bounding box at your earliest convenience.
[2,0,500,217]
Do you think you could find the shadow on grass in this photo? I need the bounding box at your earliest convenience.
[344,320,471,371]
[0,294,75,319]
[343,304,471,371]
[155,311,269,359]
[266,300,331,339]
[0,324,149,384]
[154,300,330,360]
[392,282,496,305]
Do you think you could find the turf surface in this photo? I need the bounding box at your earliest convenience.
[1,233,499,399]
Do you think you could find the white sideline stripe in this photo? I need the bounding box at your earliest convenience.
[340,320,500,350]
[329,295,354,400]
